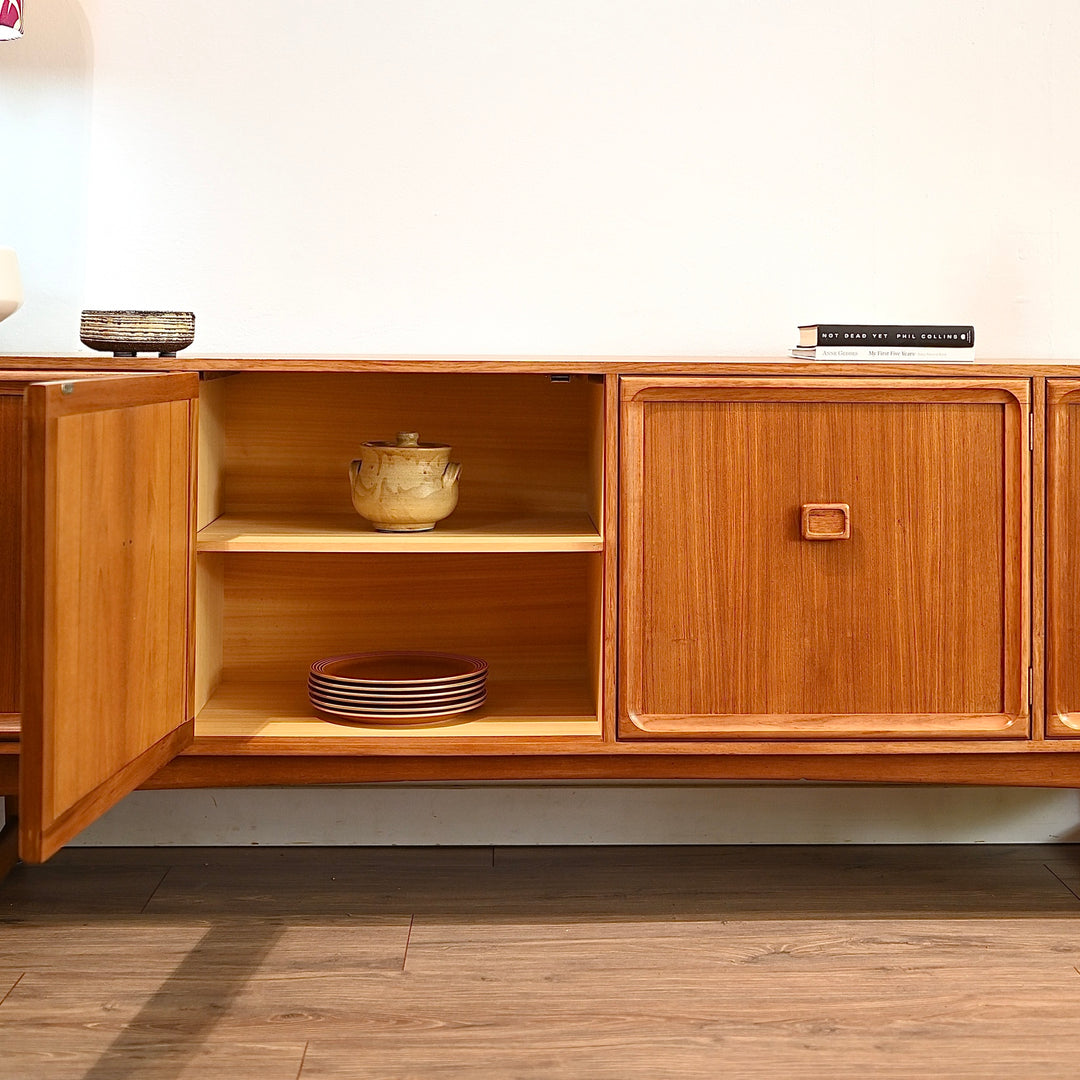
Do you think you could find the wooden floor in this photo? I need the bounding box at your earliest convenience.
[4,845,1080,1078]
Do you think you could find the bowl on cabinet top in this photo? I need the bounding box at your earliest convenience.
[80,309,195,356]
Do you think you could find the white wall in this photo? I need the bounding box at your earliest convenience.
[3,1,1080,844]
[6,0,1080,358]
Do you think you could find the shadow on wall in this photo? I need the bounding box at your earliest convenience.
[68,783,1080,847]
[0,0,93,353]
[1054,808,1080,843]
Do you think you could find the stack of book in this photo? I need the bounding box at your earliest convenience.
[790,323,975,362]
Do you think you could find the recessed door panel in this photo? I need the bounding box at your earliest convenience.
[620,378,1030,740]
[1047,380,1080,735]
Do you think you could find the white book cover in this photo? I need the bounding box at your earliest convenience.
[790,346,974,362]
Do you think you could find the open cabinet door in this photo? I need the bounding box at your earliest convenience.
[20,373,198,862]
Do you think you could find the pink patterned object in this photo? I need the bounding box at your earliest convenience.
[0,0,22,39]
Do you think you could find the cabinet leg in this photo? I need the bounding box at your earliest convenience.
[0,795,18,881]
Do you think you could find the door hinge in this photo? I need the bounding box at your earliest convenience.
[1029,411,1035,451]
[1028,667,1034,708]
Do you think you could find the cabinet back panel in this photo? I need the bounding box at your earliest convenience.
[218,373,597,518]
[0,394,21,713]
[220,552,594,684]
[633,400,1009,719]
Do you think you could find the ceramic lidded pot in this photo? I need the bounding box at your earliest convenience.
[349,432,461,532]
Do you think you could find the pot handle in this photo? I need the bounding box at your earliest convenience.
[442,461,462,488]
[348,459,362,486]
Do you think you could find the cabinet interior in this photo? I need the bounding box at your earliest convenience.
[194,372,607,740]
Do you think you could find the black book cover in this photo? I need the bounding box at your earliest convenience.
[800,324,975,348]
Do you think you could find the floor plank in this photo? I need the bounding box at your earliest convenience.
[404,915,1080,973]
[1039,849,1080,900]
[0,971,22,1006]
[45,845,494,870]
[479,844,1080,919]
[139,844,1080,920]
[145,850,495,917]
[0,1035,308,1080]
[0,859,176,918]
[492,842,1068,872]
[297,1028,1080,1079]
[0,920,411,975]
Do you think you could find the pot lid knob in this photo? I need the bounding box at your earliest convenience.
[395,431,420,447]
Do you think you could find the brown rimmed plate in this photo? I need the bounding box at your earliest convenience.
[307,686,487,711]
[310,651,487,687]
[307,678,486,705]
[308,694,487,723]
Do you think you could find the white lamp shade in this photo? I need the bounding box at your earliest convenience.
[0,0,21,40]
[0,249,23,322]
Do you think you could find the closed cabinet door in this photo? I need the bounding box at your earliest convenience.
[620,377,1031,740]
[1047,379,1080,735]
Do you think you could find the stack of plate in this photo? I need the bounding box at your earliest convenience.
[307,651,488,724]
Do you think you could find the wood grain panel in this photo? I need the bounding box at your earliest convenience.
[0,392,23,714]
[1032,376,1046,740]
[600,373,620,743]
[47,402,191,812]
[196,373,227,529]
[218,372,598,518]
[3,352,1075,376]
[217,551,596,685]
[1,377,178,724]
[620,378,1030,739]
[142,752,1080,790]
[1047,379,1080,734]
[196,677,600,740]
[194,553,224,715]
[19,374,198,862]
[196,510,602,552]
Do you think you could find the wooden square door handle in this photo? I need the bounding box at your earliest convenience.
[801,503,850,540]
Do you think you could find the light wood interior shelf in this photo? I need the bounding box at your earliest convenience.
[195,678,601,739]
[194,551,605,739]
[197,511,602,553]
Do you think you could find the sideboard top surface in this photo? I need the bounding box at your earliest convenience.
[1,355,1079,377]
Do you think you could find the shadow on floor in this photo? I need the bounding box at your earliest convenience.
[4,845,1080,922]
[79,922,293,1080]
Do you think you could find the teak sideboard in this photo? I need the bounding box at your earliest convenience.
[1,355,1079,865]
